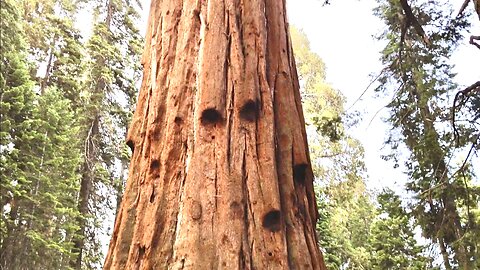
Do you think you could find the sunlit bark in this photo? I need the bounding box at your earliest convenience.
[104,0,326,268]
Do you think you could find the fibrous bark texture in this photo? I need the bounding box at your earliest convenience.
[104,0,327,269]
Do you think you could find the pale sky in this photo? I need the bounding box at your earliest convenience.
[286,0,396,191]
[286,0,480,192]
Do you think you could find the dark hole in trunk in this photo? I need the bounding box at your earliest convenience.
[201,108,222,126]
[293,163,308,185]
[239,99,258,122]
[262,210,282,232]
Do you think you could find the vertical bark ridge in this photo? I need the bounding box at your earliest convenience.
[145,0,203,268]
[104,0,327,269]
[198,0,228,122]
[264,0,324,268]
[290,60,320,264]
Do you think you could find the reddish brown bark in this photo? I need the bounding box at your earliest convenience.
[104,0,327,269]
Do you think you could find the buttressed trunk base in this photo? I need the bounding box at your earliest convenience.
[104,0,327,269]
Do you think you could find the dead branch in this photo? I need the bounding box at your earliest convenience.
[470,35,480,49]
[457,0,472,17]
[452,81,480,145]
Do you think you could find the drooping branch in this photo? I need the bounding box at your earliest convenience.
[456,0,480,19]
[457,0,480,49]
[470,35,480,49]
[452,81,480,144]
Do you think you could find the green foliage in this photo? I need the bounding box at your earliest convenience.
[0,4,83,268]
[1,0,144,268]
[0,2,37,260]
[48,19,85,103]
[318,179,376,270]
[74,1,144,268]
[368,190,431,269]
[0,0,35,148]
[291,28,345,144]
[292,26,375,270]
[374,0,480,268]
[5,0,477,268]
[291,17,470,268]
[17,87,82,269]
[21,0,83,85]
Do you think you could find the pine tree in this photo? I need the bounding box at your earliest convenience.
[15,87,82,269]
[11,0,144,267]
[20,0,84,96]
[1,1,83,268]
[0,1,37,266]
[72,1,144,268]
[374,0,479,268]
[368,189,431,269]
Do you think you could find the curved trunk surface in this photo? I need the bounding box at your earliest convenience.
[104,0,326,269]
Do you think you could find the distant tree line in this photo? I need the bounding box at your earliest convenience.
[1,0,143,268]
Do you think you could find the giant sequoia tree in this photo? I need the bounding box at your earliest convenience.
[104,0,327,269]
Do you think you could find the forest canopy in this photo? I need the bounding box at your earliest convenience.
[0,0,479,269]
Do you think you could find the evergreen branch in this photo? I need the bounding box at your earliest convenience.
[421,119,478,210]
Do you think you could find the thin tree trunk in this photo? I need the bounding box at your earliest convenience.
[72,166,91,268]
[72,1,115,268]
[445,195,469,270]
[438,238,452,270]
[104,0,326,269]
[39,36,56,95]
[72,116,99,269]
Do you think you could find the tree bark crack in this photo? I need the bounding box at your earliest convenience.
[104,0,327,268]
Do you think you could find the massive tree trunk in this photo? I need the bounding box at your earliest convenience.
[104,0,326,269]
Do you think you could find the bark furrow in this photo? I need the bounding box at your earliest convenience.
[104,0,327,269]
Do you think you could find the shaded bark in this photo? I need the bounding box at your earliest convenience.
[39,36,56,95]
[104,0,326,269]
[438,238,452,270]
